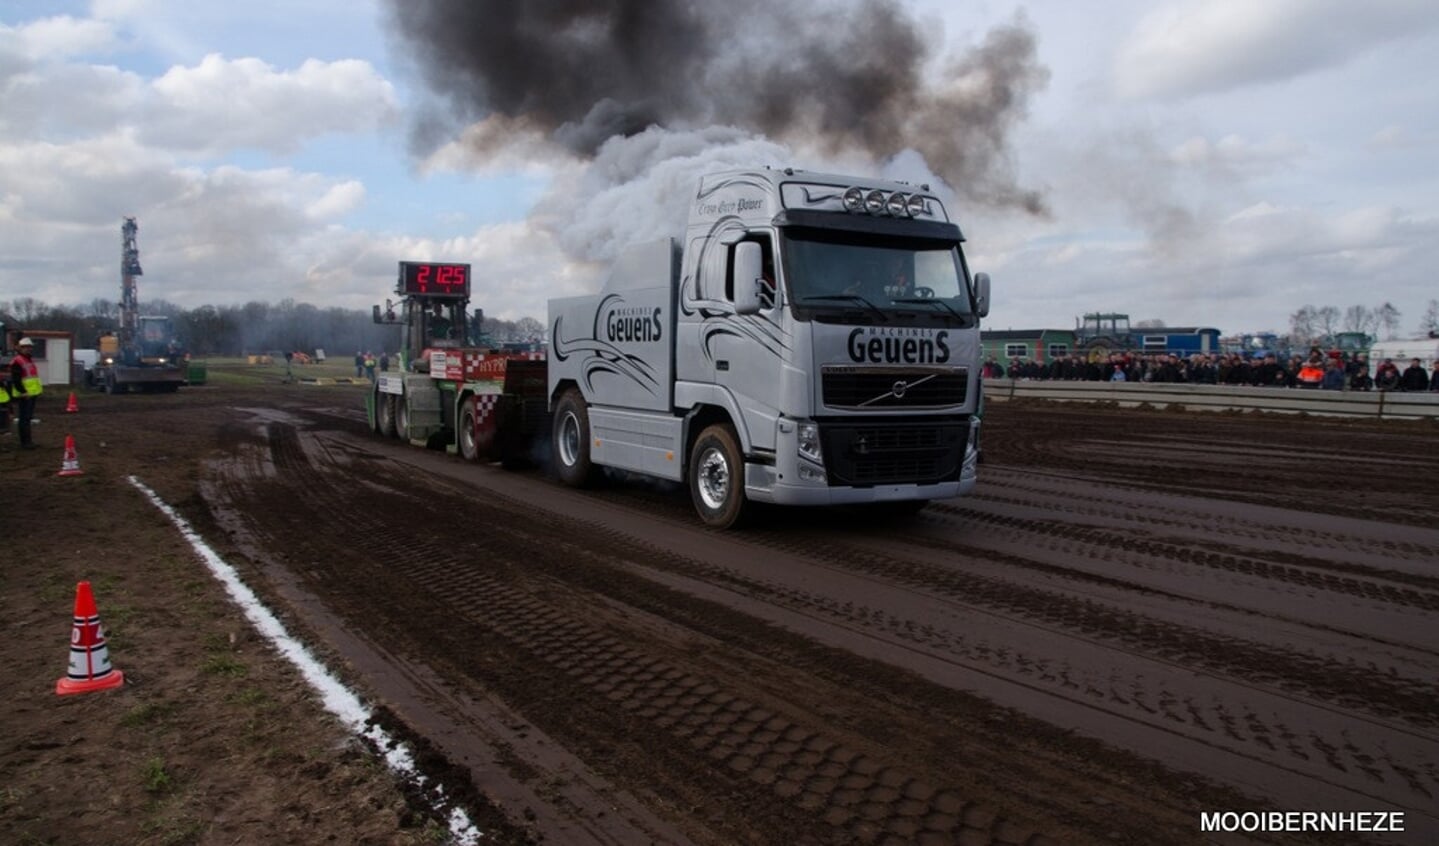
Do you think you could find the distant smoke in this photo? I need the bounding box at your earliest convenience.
[385,0,1049,214]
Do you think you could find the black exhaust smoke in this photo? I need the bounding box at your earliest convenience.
[385,0,1048,212]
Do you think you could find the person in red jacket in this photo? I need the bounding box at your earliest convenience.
[1374,359,1401,390]
[1295,352,1325,388]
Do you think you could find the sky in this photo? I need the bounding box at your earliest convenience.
[2,0,1437,337]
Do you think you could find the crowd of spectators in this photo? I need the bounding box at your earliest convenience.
[981,348,1439,392]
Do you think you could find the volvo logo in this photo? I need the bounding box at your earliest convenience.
[892,380,908,398]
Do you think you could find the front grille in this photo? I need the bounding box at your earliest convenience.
[822,366,968,410]
[820,420,966,486]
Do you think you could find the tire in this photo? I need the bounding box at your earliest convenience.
[552,389,598,487]
[459,397,480,461]
[688,423,750,529]
[377,393,398,438]
[396,395,411,441]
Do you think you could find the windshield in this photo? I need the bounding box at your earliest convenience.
[780,228,973,320]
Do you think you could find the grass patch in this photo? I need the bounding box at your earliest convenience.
[138,812,206,846]
[200,654,248,678]
[140,757,175,795]
[228,687,272,708]
[121,701,177,728]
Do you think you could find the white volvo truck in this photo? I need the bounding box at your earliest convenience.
[547,167,991,528]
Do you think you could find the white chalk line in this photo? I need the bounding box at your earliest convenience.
[127,475,482,845]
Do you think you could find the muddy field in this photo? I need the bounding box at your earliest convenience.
[4,377,1437,845]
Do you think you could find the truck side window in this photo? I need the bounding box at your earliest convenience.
[696,236,726,302]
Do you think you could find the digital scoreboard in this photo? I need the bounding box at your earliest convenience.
[398,262,470,298]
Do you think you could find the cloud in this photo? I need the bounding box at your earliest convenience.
[1114,0,1439,100]
[305,180,366,220]
[1,15,116,61]
[0,47,397,153]
[146,54,398,154]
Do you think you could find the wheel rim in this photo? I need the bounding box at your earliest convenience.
[460,406,475,456]
[558,411,581,467]
[696,445,730,511]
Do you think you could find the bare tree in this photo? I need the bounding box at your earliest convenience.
[1342,305,1377,335]
[1289,305,1318,344]
[6,297,44,323]
[88,298,117,322]
[1376,302,1402,339]
[515,316,545,339]
[1315,306,1340,341]
[1420,299,1439,337]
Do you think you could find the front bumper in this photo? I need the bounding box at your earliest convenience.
[745,416,980,505]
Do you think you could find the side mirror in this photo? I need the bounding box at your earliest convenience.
[973,272,991,318]
[733,242,762,316]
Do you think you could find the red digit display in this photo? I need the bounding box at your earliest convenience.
[398,262,470,298]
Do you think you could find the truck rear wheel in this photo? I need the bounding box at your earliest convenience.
[689,423,750,529]
[377,393,398,438]
[396,396,412,441]
[552,389,598,487]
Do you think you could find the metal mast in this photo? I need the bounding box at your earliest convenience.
[120,216,143,352]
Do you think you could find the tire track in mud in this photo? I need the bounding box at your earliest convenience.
[912,499,1439,656]
[609,520,1439,809]
[973,468,1439,576]
[720,516,1439,722]
[393,463,1439,823]
[976,404,1439,529]
[215,421,1102,845]
[213,410,1438,842]
[415,430,1439,811]
[439,450,1439,813]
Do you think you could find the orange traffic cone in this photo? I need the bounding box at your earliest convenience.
[56,581,125,696]
[65,392,79,413]
[57,434,84,477]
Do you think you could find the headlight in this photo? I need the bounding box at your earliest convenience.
[906,194,929,217]
[864,190,887,214]
[797,422,822,462]
[886,192,909,217]
[842,187,865,213]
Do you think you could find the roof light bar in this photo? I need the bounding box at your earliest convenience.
[842,185,929,218]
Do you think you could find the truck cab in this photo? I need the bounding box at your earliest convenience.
[548,168,991,528]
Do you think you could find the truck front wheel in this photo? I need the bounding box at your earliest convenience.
[689,424,750,529]
[553,390,598,487]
